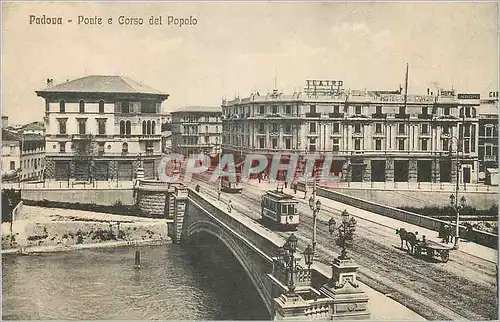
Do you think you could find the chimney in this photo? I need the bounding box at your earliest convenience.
[427,88,430,95]
[2,115,8,128]
[46,78,54,87]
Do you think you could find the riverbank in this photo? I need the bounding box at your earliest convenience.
[2,238,170,255]
[2,205,172,252]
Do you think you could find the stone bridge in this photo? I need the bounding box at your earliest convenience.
[167,185,370,320]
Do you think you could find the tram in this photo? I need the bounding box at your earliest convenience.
[260,188,300,231]
[220,173,243,193]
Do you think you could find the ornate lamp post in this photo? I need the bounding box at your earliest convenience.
[278,233,299,294]
[308,196,321,256]
[328,209,357,260]
[450,194,466,249]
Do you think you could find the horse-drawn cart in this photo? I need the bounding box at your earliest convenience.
[413,240,451,263]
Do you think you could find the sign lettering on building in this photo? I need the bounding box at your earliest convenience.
[440,90,455,97]
[378,94,434,103]
[457,94,480,100]
[304,79,344,95]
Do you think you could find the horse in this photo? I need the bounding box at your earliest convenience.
[396,228,418,254]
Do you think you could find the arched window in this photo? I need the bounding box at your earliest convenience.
[147,120,151,135]
[142,121,147,135]
[120,121,125,135]
[152,121,156,135]
[59,100,65,113]
[459,107,464,118]
[99,100,105,113]
[79,100,85,113]
[472,107,477,118]
[122,142,128,153]
[126,121,131,135]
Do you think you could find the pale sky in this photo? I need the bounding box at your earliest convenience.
[2,1,499,124]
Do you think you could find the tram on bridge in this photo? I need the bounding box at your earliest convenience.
[220,174,243,193]
[261,188,299,231]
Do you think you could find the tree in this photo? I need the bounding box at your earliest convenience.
[72,134,98,182]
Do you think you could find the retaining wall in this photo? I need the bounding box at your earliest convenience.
[21,189,134,206]
[316,187,498,249]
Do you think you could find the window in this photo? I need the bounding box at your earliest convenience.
[376,106,382,115]
[59,100,65,113]
[399,106,406,115]
[98,142,105,155]
[355,106,362,115]
[99,100,105,113]
[152,121,156,135]
[259,105,265,114]
[333,123,340,134]
[272,123,278,133]
[421,106,428,115]
[142,121,147,134]
[354,139,361,151]
[354,123,361,134]
[334,105,340,114]
[9,161,15,170]
[58,120,66,134]
[79,100,85,113]
[122,142,128,153]
[126,121,131,135]
[309,105,316,114]
[78,120,86,135]
[216,126,219,133]
[60,142,66,153]
[122,102,130,114]
[147,121,151,135]
[485,126,493,137]
[443,107,450,116]
[442,138,449,151]
[285,123,292,133]
[465,106,471,118]
[398,123,405,134]
[333,138,340,152]
[398,139,405,150]
[375,123,382,134]
[258,123,265,133]
[97,120,106,135]
[375,139,382,151]
[422,124,429,134]
[443,125,450,135]
[285,105,292,114]
[310,123,316,133]
[464,139,470,153]
[272,138,278,149]
[485,144,493,156]
[120,121,125,136]
[272,105,278,114]
[259,138,265,148]
[309,144,316,152]
[205,136,209,143]
[464,124,470,137]
[285,138,291,149]
[421,139,428,151]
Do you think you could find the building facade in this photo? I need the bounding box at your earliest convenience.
[171,107,222,157]
[36,75,169,181]
[222,81,480,183]
[2,129,46,181]
[478,91,499,179]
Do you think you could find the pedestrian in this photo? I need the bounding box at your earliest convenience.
[195,184,200,192]
[258,173,262,184]
[284,180,288,189]
[227,200,233,213]
[293,183,297,194]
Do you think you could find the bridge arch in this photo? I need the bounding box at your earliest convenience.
[185,220,273,315]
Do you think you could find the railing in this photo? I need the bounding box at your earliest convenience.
[328,113,344,118]
[484,155,497,162]
[371,113,387,119]
[394,113,410,119]
[418,113,433,119]
[305,113,322,118]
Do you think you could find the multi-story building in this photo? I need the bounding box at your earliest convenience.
[19,121,45,135]
[2,129,46,181]
[478,91,499,179]
[36,75,169,181]
[222,80,480,183]
[171,107,222,157]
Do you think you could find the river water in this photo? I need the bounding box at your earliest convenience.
[2,236,269,320]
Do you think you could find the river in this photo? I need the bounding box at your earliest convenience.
[2,235,269,320]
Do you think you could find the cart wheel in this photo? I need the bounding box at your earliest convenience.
[440,251,449,263]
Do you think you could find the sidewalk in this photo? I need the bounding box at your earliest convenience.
[245,179,497,263]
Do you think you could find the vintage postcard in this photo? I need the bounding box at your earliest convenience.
[1,1,498,320]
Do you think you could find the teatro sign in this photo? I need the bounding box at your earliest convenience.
[304,79,344,95]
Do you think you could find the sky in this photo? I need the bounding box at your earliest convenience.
[2,1,499,124]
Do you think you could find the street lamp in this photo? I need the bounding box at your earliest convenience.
[328,209,357,260]
[303,244,314,270]
[308,196,321,256]
[450,193,466,249]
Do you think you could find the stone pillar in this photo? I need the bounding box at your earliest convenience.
[408,159,417,182]
[165,187,176,219]
[45,159,56,180]
[320,257,370,320]
[363,159,371,182]
[69,160,75,180]
[342,158,351,182]
[432,158,440,183]
[108,160,117,180]
[171,185,187,243]
[136,167,144,181]
[386,158,394,182]
[450,159,458,184]
[273,293,310,320]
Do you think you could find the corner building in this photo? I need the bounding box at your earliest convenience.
[36,76,168,181]
[221,81,479,184]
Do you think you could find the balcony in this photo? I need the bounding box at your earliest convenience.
[395,113,410,119]
[305,113,321,118]
[328,112,344,118]
[484,155,497,162]
[371,113,387,119]
[139,134,162,140]
[418,113,433,119]
[71,134,94,141]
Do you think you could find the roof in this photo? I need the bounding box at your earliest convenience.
[162,131,172,137]
[2,129,20,142]
[36,75,168,97]
[170,106,222,114]
[21,121,45,131]
[479,100,499,116]
[264,190,296,201]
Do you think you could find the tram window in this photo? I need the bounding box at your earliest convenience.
[282,205,287,214]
